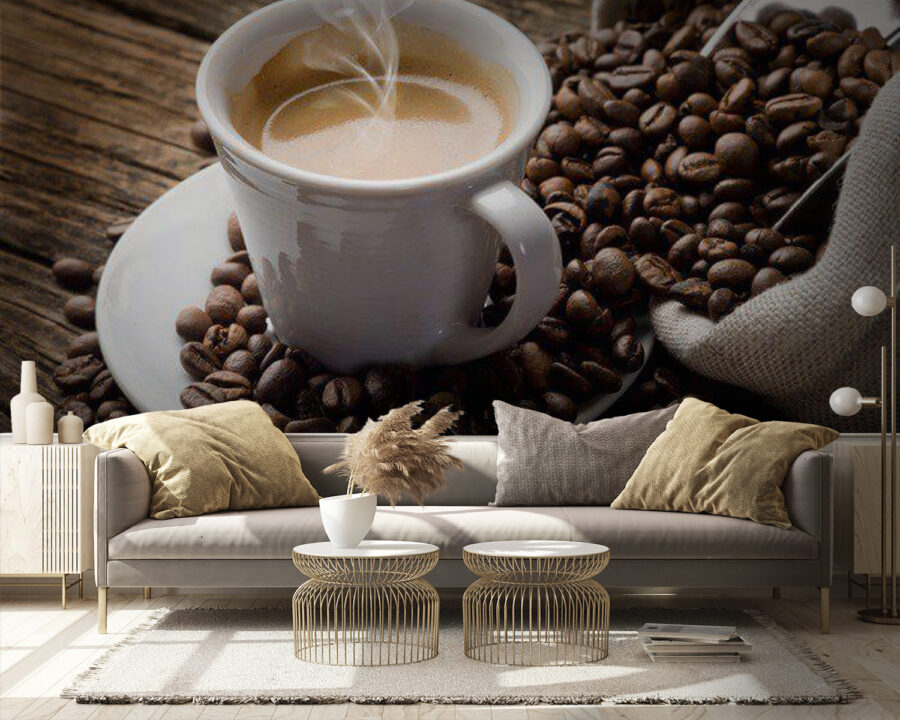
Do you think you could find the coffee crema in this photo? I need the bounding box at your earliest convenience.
[230,22,516,180]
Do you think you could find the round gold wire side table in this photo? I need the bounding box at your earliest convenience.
[292,541,440,666]
[462,540,610,666]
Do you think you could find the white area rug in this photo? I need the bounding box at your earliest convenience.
[63,608,859,705]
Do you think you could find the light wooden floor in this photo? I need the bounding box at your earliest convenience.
[2,588,899,720]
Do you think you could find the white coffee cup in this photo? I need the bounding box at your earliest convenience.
[197,0,561,373]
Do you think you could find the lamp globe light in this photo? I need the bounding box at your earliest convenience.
[851,286,887,316]
[830,387,863,416]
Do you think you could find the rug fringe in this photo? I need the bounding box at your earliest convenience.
[743,608,862,703]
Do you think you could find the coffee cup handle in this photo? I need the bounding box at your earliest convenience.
[434,180,562,365]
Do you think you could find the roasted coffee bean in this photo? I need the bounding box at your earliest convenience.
[714,133,759,177]
[235,304,268,335]
[204,370,252,390]
[643,187,681,218]
[520,341,552,391]
[612,334,644,372]
[211,262,251,288]
[181,382,223,408]
[639,102,677,137]
[89,369,117,403]
[789,67,833,99]
[584,182,621,221]
[322,377,364,416]
[776,121,817,152]
[540,392,577,421]
[602,99,640,126]
[760,66,791,98]
[227,212,245,251]
[677,114,714,149]
[580,360,622,393]
[205,285,244,325]
[708,287,738,321]
[255,358,303,407]
[222,349,258,378]
[577,77,613,116]
[669,277,713,309]
[840,76,880,106]
[246,333,273,365]
[175,306,213,341]
[678,152,721,183]
[52,258,94,291]
[203,323,248,359]
[64,295,95,329]
[226,250,252,267]
[240,274,262,305]
[769,245,814,273]
[668,234,700,272]
[765,93,822,124]
[608,126,643,156]
[574,116,609,148]
[180,341,221,379]
[735,21,778,56]
[751,266,786,295]
[540,122,581,156]
[554,85,581,120]
[97,399,132,422]
[53,354,105,391]
[539,176,574,199]
[719,77,756,114]
[286,417,336,433]
[592,146,629,176]
[532,316,570,351]
[698,237,738,262]
[259,403,290,430]
[565,289,601,327]
[67,331,100,359]
[635,253,680,293]
[190,119,215,153]
[838,43,867,78]
[545,202,587,241]
[807,30,849,59]
[589,247,635,297]
[785,19,840,45]
[607,65,657,92]
[708,258,756,288]
[526,156,560,184]
[106,218,133,241]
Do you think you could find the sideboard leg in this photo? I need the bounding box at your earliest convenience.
[60,575,66,610]
[98,587,108,634]
[78,572,83,600]
[772,587,781,599]
[143,586,151,600]
[819,587,830,634]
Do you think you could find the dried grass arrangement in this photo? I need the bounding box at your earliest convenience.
[324,401,463,505]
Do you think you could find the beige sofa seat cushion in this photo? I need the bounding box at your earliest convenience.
[108,505,817,562]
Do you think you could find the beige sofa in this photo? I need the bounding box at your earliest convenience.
[94,435,834,633]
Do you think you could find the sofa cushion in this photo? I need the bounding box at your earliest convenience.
[612,398,839,528]
[493,401,678,506]
[107,505,817,562]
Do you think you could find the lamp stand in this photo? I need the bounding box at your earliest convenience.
[859,246,899,624]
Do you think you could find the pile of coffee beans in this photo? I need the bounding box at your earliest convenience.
[524,5,897,321]
[50,252,136,428]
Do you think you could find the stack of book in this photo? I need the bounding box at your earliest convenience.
[638,623,752,663]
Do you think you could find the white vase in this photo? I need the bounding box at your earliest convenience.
[25,401,54,445]
[319,493,377,548]
[58,411,84,444]
[10,361,45,444]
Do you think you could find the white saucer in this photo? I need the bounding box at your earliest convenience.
[96,162,653,421]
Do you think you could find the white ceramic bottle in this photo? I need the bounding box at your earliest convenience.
[58,411,84,444]
[25,401,54,445]
[10,361,45,443]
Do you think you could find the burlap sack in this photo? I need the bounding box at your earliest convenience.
[650,74,900,431]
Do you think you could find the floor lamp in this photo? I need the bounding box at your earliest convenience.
[829,245,899,624]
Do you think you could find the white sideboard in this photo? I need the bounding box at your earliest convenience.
[0,435,98,606]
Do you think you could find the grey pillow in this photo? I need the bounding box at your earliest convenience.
[492,400,679,506]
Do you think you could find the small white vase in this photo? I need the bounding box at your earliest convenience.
[319,493,377,548]
[10,361,45,444]
[25,401,54,445]
[58,411,84,444]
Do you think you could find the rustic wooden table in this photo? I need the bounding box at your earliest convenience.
[0,0,588,431]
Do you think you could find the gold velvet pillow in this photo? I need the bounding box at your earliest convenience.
[611,398,839,528]
[84,400,319,519]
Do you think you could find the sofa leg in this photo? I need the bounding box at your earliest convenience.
[98,587,108,634]
[772,587,781,599]
[819,587,830,634]
[143,586,151,600]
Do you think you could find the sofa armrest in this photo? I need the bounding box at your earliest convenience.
[94,448,151,586]
[782,449,832,587]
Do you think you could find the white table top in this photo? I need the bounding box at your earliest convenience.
[294,541,439,558]
[463,540,609,558]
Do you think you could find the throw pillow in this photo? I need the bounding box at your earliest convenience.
[492,400,679,506]
[84,400,319,519]
[611,397,839,528]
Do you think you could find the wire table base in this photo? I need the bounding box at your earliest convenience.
[462,544,610,666]
[292,545,440,666]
